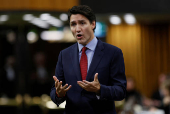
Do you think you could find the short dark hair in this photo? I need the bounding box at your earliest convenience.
[68,5,96,32]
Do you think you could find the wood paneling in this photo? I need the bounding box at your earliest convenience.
[0,0,79,11]
[107,24,170,97]
[140,24,170,96]
[107,24,144,95]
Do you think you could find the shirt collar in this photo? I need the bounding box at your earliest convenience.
[78,37,98,52]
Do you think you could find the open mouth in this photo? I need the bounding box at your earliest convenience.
[77,34,82,38]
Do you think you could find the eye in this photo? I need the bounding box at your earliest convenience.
[81,22,85,25]
[71,23,76,26]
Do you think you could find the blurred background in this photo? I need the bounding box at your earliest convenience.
[0,0,170,114]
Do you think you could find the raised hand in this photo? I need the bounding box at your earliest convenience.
[53,76,72,97]
[77,73,100,95]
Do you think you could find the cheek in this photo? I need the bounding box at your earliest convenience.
[71,28,75,35]
[84,27,92,34]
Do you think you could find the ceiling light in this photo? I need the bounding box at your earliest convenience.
[23,14,34,21]
[46,17,63,27]
[27,32,38,43]
[40,13,51,21]
[0,15,9,22]
[41,31,64,41]
[109,15,121,25]
[30,18,49,29]
[59,13,68,21]
[124,13,136,25]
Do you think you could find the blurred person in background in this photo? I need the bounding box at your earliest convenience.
[160,78,170,114]
[151,73,168,108]
[143,73,169,109]
[0,55,18,98]
[50,5,126,114]
[122,77,143,114]
[29,52,51,97]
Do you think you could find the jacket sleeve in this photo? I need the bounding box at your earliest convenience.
[50,51,66,107]
[100,48,127,101]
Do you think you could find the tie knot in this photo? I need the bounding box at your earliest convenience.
[82,47,87,53]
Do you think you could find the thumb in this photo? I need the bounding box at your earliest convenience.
[94,73,99,82]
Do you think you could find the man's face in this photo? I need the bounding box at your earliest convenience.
[70,14,95,45]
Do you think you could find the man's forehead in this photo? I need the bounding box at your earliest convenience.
[70,14,87,21]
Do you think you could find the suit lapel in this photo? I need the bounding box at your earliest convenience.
[86,40,105,81]
[70,43,82,81]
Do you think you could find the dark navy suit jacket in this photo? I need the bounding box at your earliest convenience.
[50,39,127,114]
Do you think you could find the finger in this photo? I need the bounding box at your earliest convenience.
[62,84,69,89]
[77,82,84,88]
[94,73,98,81]
[77,81,87,88]
[77,81,87,85]
[82,80,91,84]
[64,85,72,91]
[55,80,59,88]
[57,81,62,89]
[53,76,58,81]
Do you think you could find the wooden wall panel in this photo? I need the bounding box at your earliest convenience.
[0,0,79,11]
[140,24,170,96]
[107,24,170,97]
[106,24,145,95]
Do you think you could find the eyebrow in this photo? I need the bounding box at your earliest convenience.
[70,19,86,23]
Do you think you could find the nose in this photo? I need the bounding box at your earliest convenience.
[76,25,81,32]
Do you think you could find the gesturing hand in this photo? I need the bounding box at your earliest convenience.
[53,76,72,97]
[77,73,100,95]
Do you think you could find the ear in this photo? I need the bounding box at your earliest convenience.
[91,21,96,30]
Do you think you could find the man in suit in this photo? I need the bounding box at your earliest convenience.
[50,5,126,114]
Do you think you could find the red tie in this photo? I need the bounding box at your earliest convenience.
[80,47,87,80]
